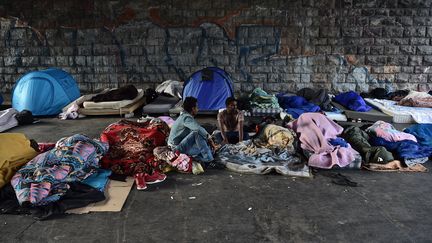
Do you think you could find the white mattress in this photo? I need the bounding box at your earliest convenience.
[365,98,432,124]
[83,89,144,109]
[324,111,348,122]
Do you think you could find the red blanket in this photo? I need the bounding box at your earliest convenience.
[100,119,170,175]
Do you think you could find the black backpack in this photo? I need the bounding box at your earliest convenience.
[145,88,158,104]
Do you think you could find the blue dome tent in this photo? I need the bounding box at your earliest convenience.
[182,67,234,111]
[12,68,80,116]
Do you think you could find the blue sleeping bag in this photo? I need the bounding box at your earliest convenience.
[277,94,320,118]
[369,136,432,160]
[334,91,372,112]
[404,124,432,147]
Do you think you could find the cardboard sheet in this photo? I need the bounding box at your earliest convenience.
[67,177,134,214]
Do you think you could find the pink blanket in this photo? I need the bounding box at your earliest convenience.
[288,113,358,169]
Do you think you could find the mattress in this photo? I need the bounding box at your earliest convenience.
[169,100,219,115]
[324,111,348,122]
[82,89,144,109]
[331,101,393,123]
[364,98,432,124]
[78,97,145,116]
[142,95,180,114]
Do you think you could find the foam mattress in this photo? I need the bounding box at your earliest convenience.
[142,95,180,114]
[169,100,219,115]
[331,101,393,123]
[365,98,432,124]
[78,98,145,116]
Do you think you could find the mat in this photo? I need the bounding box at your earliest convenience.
[78,98,145,116]
[332,101,392,123]
[364,98,432,124]
[169,100,218,115]
[142,95,180,115]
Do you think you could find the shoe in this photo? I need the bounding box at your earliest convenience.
[134,173,147,190]
[204,161,226,170]
[145,171,167,184]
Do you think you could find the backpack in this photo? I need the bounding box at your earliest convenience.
[145,88,158,104]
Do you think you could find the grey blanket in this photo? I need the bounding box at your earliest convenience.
[215,140,310,177]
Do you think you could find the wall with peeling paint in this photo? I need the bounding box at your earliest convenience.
[0,0,432,94]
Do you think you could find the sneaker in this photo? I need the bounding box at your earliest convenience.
[134,173,147,190]
[204,161,226,170]
[145,171,167,184]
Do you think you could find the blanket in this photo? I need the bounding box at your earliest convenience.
[288,113,359,169]
[100,119,170,175]
[216,140,310,177]
[11,134,108,206]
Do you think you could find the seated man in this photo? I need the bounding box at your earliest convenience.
[217,97,249,144]
[168,97,217,163]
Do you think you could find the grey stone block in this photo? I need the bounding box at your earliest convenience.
[293,66,313,74]
[315,46,332,54]
[56,56,69,66]
[404,27,426,37]
[307,56,326,65]
[342,27,362,37]
[413,17,432,26]
[411,38,430,45]
[383,27,404,37]
[371,67,385,73]
[370,46,384,55]
[387,56,408,66]
[39,56,57,67]
[409,56,423,66]
[357,46,370,54]
[417,46,432,54]
[251,66,272,73]
[385,46,399,55]
[397,17,414,26]
[75,56,86,66]
[400,46,416,55]
[427,27,432,37]
[320,27,340,38]
[251,74,267,83]
[375,38,391,45]
[401,66,414,73]
[410,74,428,83]
[395,73,410,82]
[4,57,17,66]
[366,56,387,65]
[363,27,382,37]
[9,28,26,40]
[310,73,328,83]
[414,66,432,74]
[347,67,367,83]
[0,67,16,74]
[272,65,291,74]
[424,56,432,65]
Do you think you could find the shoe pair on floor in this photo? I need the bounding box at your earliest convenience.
[134,171,167,190]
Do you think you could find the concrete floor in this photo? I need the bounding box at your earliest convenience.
[1,115,432,243]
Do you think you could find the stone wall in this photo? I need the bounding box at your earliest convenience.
[0,0,432,95]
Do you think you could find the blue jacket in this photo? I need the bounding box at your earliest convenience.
[168,112,209,146]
